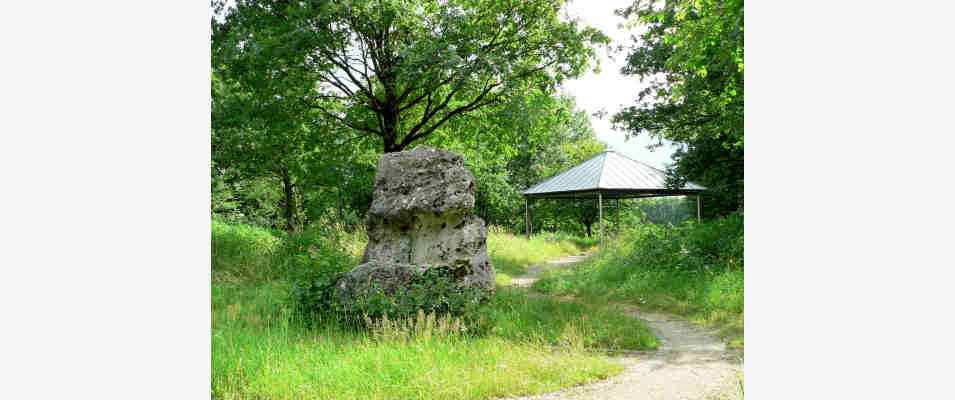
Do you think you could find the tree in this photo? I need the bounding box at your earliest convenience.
[612,0,743,215]
[429,88,605,233]
[211,0,610,233]
[213,1,367,232]
[212,69,324,232]
[215,0,607,153]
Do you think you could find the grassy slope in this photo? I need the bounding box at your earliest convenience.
[487,229,595,285]
[212,220,654,400]
[534,215,744,349]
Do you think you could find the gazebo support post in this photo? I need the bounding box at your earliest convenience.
[615,197,620,233]
[696,195,702,222]
[524,198,530,238]
[597,192,603,246]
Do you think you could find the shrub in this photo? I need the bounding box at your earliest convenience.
[284,225,362,323]
[294,265,489,326]
[533,213,744,347]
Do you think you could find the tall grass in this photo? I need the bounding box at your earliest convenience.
[481,288,657,350]
[212,281,649,400]
[212,217,366,284]
[212,220,655,400]
[534,214,744,348]
[486,226,595,284]
[212,218,281,282]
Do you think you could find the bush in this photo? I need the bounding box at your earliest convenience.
[294,265,489,326]
[533,213,744,347]
[342,268,488,321]
[284,225,363,323]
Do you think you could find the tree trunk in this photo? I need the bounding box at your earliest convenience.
[280,168,296,233]
[383,134,399,152]
[381,101,402,152]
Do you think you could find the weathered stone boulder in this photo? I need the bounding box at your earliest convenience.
[334,261,428,304]
[337,147,495,303]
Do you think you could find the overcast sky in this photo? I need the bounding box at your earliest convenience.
[560,0,680,170]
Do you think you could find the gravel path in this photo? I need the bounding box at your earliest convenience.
[505,253,743,400]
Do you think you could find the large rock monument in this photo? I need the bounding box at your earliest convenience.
[336,147,495,303]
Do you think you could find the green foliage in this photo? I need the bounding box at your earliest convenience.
[212,0,384,231]
[534,213,744,347]
[289,226,597,325]
[277,225,360,278]
[211,217,281,282]
[630,196,697,226]
[212,216,363,285]
[292,265,489,326]
[211,0,610,233]
[213,0,608,153]
[208,218,596,332]
[344,268,488,320]
[429,90,607,233]
[612,0,744,215]
[212,165,288,228]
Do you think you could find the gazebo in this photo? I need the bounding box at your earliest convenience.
[522,150,706,240]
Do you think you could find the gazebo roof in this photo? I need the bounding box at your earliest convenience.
[522,150,705,199]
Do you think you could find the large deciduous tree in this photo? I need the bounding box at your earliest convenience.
[612,0,743,215]
[215,0,607,153]
[430,88,605,233]
[212,1,362,232]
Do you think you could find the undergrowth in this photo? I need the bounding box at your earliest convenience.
[212,219,651,400]
[534,213,744,348]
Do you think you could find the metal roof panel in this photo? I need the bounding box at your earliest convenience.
[522,150,706,196]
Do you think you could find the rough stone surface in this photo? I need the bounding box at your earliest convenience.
[334,261,427,304]
[339,147,495,299]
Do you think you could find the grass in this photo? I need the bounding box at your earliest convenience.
[486,226,595,284]
[212,220,655,400]
[212,218,281,283]
[533,214,744,349]
[482,288,657,351]
[213,282,632,400]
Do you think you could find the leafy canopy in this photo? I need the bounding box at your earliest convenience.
[612,0,743,215]
[214,0,608,152]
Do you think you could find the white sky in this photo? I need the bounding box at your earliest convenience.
[560,0,680,170]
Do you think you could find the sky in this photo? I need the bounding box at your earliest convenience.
[560,0,680,170]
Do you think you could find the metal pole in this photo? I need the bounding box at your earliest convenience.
[529,199,533,237]
[598,192,603,246]
[524,198,530,239]
[697,195,702,222]
[615,197,620,233]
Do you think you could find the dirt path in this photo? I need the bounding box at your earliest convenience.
[506,253,743,400]
[510,253,592,288]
